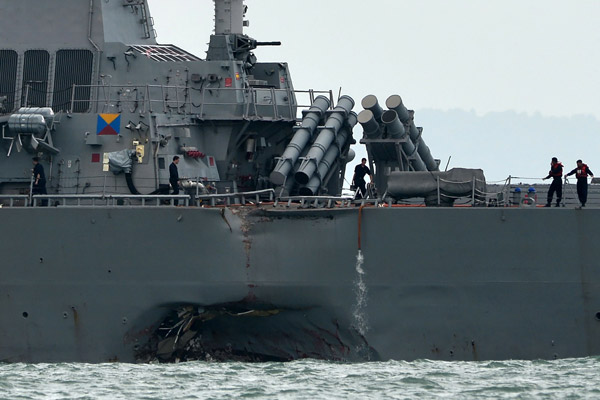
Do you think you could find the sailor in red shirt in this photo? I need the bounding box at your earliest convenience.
[565,159,594,208]
[542,157,563,207]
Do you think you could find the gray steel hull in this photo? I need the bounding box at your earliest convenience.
[1,206,599,362]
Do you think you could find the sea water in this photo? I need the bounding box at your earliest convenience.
[1,358,600,399]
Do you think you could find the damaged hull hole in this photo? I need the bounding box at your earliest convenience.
[136,303,378,363]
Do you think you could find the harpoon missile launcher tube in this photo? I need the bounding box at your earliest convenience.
[361,95,384,122]
[381,109,426,171]
[299,112,358,196]
[357,109,382,138]
[294,95,355,185]
[269,96,331,185]
[386,95,438,171]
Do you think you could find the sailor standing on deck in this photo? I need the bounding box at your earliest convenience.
[352,158,372,199]
[565,159,594,208]
[32,157,47,206]
[542,157,563,207]
[169,156,180,205]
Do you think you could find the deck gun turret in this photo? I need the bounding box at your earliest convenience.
[207,0,281,65]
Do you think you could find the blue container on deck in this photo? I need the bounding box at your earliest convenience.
[512,187,522,205]
[528,187,537,202]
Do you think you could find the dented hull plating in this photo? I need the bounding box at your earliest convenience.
[1,206,600,362]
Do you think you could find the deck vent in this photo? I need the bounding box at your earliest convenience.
[52,50,94,113]
[130,45,202,62]
[22,50,50,108]
[0,50,18,114]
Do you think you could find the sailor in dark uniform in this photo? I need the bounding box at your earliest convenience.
[565,159,594,208]
[542,157,563,207]
[352,158,372,199]
[169,156,180,205]
[32,157,47,206]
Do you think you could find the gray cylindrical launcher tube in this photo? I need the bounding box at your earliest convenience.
[294,95,355,185]
[407,110,438,171]
[381,109,405,139]
[300,112,358,195]
[357,109,382,138]
[385,95,410,123]
[277,145,311,197]
[387,95,438,172]
[361,95,384,122]
[269,95,331,185]
[381,110,426,171]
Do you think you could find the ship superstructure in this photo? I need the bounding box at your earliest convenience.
[0,0,350,199]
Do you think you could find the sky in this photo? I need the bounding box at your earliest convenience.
[147,0,600,181]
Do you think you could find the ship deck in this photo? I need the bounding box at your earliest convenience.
[1,181,599,209]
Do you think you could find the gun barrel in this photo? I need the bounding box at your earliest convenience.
[255,41,282,46]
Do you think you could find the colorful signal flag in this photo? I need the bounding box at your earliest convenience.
[97,114,121,136]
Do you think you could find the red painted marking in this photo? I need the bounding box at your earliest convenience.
[98,126,118,136]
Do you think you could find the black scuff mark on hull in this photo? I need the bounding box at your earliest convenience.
[135,303,379,363]
[471,340,479,361]
[220,208,232,233]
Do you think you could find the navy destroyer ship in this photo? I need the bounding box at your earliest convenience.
[1,0,599,363]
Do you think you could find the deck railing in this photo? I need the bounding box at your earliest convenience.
[63,84,335,120]
[0,178,598,209]
[30,194,189,207]
[0,195,29,207]
[195,189,275,207]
